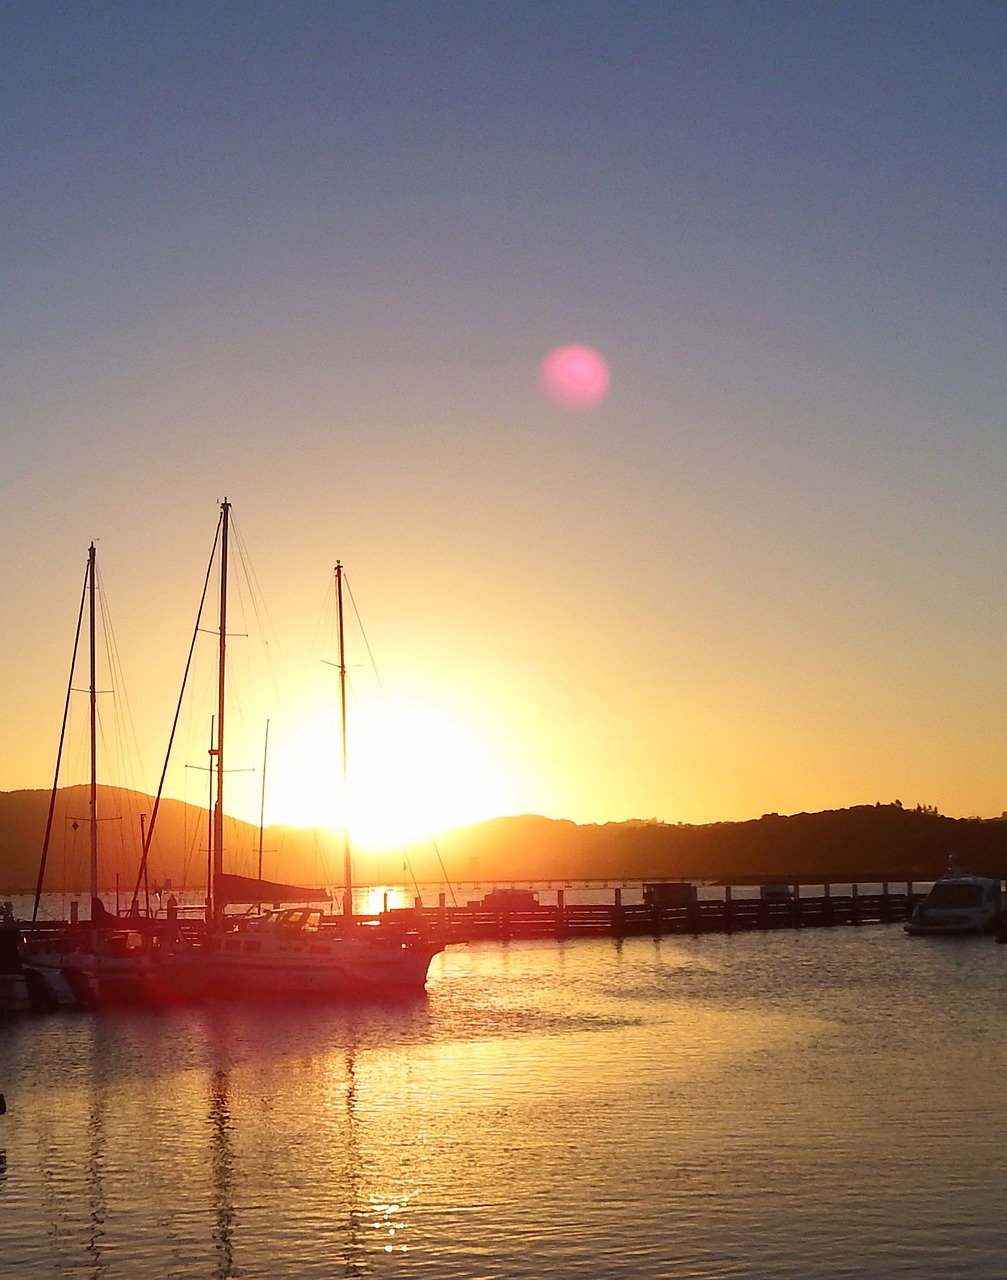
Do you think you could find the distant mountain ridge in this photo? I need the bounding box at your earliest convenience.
[2,788,1005,895]
[429,804,1007,886]
[0,785,339,897]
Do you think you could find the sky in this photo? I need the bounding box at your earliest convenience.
[4,0,1007,846]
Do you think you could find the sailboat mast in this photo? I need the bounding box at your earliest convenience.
[206,715,215,918]
[212,499,230,921]
[336,561,353,919]
[258,719,270,884]
[88,541,99,918]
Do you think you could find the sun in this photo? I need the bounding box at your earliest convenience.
[260,690,518,851]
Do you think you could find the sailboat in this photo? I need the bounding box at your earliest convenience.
[199,500,445,996]
[27,543,206,1006]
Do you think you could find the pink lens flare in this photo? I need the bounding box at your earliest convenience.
[540,344,610,411]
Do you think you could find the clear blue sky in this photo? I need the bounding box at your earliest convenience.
[4,1,1007,835]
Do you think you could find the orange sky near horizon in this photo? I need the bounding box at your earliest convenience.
[5,493,1007,858]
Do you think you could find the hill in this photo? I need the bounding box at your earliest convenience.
[420,804,1007,885]
[3,789,1006,895]
[0,785,339,897]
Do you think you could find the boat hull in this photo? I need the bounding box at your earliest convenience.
[82,958,210,1006]
[904,918,999,937]
[0,964,83,1012]
[25,934,210,1008]
[206,940,442,998]
[23,914,444,1006]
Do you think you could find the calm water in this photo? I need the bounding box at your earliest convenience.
[2,925,1005,1278]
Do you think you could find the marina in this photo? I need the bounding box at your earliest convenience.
[5,5,1007,1276]
[0,879,952,1015]
[16,504,1001,1015]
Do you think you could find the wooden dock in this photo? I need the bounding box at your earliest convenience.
[16,884,926,948]
[403,885,924,943]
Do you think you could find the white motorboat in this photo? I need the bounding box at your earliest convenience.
[904,873,1003,936]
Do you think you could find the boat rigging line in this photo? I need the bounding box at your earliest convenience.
[33,556,88,921]
[129,509,222,914]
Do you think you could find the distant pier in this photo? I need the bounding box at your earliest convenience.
[402,883,925,943]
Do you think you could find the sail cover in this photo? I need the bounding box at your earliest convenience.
[215,873,330,905]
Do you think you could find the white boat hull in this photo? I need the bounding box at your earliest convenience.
[206,911,442,997]
[904,917,999,937]
[26,913,443,1005]
[207,942,441,996]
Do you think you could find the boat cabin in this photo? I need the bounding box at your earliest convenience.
[468,888,540,911]
[231,908,324,935]
[643,882,698,908]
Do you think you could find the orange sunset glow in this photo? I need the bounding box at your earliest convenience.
[4,2,1007,851]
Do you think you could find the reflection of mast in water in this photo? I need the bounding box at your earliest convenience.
[203,1028,367,1278]
[341,1046,364,1278]
[85,1087,109,1277]
[208,1067,236,1280]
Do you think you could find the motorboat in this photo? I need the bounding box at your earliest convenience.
[904,873,1003,936]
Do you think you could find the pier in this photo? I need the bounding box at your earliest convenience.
[402,883,925,943]
[12,882,927,954]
